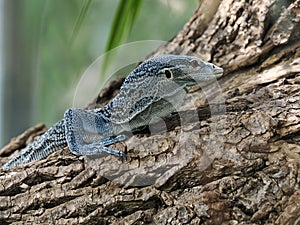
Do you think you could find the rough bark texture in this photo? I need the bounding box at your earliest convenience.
[1,0,300,224]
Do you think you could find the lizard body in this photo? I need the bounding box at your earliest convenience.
[2,55,223,170]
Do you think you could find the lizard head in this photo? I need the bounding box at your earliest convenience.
[123,54,223,88]
[147,54,223,85]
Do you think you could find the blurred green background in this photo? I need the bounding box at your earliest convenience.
[0,0,198,146]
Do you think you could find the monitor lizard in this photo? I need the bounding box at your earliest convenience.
[2,54,223,170]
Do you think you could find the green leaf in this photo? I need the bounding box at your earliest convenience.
[105,0,143,52]
[69,0,92,46]
[102,0,143,75]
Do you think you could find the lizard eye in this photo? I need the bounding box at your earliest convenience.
[190,59,200,68]
[164,69,173,79]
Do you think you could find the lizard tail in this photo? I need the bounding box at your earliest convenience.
[2,120,68,170]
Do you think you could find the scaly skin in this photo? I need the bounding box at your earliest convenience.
[2,54,223,170]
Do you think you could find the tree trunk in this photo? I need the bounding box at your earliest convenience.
[1,0,299,224]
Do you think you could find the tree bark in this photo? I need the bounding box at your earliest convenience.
[1,0,299,224]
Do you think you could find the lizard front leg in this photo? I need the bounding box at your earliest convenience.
[64,109,127,158]
[73,135,127,158]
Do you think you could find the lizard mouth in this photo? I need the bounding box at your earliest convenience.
[214,72,223,78]
[190,71,223,82]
